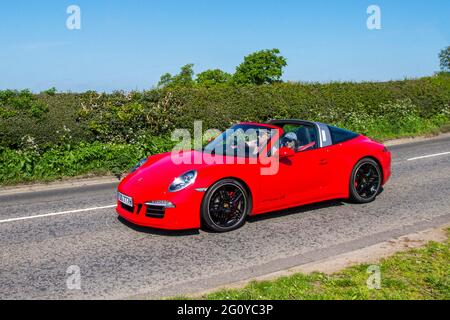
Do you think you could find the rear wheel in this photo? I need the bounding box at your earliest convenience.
[349,158,382,203]
[201,179,250,232]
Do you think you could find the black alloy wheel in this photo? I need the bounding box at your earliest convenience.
[349,158,382,203]
[201,179,250,232]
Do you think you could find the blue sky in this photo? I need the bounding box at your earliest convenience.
[0,0,448,92]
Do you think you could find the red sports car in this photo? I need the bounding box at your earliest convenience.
[116,120,391,232]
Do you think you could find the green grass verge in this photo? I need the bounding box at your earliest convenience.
[200,229,450,300]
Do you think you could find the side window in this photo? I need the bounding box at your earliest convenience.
[328,126,359,144]
[280,124,318,152]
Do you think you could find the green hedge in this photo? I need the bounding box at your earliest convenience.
[0,137,176,184]
[1,74,449,184]
[1,74,449,151]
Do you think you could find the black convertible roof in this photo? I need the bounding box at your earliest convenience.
[267,119,318,127]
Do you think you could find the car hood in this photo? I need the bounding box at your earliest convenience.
[118,150,217,196]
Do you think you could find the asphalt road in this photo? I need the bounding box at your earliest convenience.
[0,136,449,299]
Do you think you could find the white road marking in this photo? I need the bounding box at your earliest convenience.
[407,151,450,162]
[0,204,116,224]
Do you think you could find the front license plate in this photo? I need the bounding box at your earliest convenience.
[117,192,133,207]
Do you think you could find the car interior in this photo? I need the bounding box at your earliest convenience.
[279,124,318,152]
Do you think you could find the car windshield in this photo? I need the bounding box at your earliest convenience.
[203,124,277,158]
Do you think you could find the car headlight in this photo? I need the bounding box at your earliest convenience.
[169,170,197,192]
[130,158,148,173]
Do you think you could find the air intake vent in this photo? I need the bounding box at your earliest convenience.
[121,202,134,213]
[146,205,165,219]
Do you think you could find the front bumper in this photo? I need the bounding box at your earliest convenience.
[116,188,204,230]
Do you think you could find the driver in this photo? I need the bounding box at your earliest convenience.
[281,132,299,151]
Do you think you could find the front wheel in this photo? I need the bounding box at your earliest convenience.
[349,158,382,203]
[201,179,251,232]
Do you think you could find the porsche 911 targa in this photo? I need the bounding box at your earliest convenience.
[116,120,391,232]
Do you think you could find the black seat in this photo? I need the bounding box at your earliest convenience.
[295,127,312,145]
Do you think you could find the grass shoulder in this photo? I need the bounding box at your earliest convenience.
[193,229,450,300]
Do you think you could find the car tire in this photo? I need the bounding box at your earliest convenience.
[349,158,382,204]
[201,179,251,232]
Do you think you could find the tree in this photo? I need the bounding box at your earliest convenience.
[41,87,57,96]
[233,49,287,85]
[196,69,232,87]
[173,64,195,86]
[439,46,450,72]
[158,73,173,88]
[157,64,195,88]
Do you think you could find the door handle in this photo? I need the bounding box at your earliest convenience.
[319,159,328,165]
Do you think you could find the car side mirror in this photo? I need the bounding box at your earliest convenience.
[277,147,295,158]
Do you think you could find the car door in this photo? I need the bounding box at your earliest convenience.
[277,147,329,207]
[257,124,331,211]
